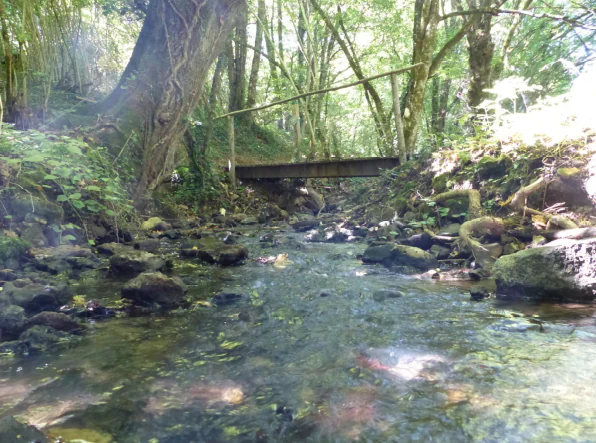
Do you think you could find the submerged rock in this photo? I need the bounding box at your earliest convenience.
[25,312,85,332]
[213,292,244,305]
[96,242,130,256]
[0,305,27,338]
[1,281,71,313]
[180,237,248,266]
[0,416,47,442]
[469,287,489,301]
[19,325,73,353]
[372,290,405,301]
[362,244,438,271]
[291,220,320,232]
[110,250,167,275]
[493,238,596,302]
[121,272,188,308]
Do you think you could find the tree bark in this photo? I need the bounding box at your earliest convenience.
[0,0,15,121]
[98,0,246,198]
[403,0,440,154]
[229,8,248,114]
[246,0,265,123]
[466,0,496,110]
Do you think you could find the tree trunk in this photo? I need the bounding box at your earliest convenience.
[402,0,440,155]
[229,9,248,115]
[0,0,15,121]
[98,0,246,198]
[203,52,227,154]
[466,0,495,110]
[246,0,265,124]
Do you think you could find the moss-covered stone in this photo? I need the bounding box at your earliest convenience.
[476,155,512,180]
[8,195,64,223]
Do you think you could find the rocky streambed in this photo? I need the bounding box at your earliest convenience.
[0,214,596,441]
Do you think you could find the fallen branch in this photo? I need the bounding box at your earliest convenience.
[544,227,596,241]
[433,189,482,220]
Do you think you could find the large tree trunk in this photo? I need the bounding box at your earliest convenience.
[466,0,495,110]
[98,0,246,198]
[0,0,15,122]
[229,9,248,115]
[403,0,440,154]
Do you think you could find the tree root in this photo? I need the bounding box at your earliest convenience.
[508,176,578,229]
[458,216,504,271]
[433,189,482,220]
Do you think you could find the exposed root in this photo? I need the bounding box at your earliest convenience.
[458,216,504,270]
[433,189,482,220]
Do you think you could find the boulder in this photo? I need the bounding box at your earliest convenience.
[400,232,433,250]
[303,186,325,213]
[19,325,72,353]
[258,204,282,222]
[134,238,161,252]
[366,205,395,225]
[20,224,48,248]
[362,244,439,271]
[25,312,85,332]
[0,416,47,443]
[180,237,248,266]
[110,250,167,275]
[1,281,71,313]
[96,242,130,256]
[430,244,451,260]
[9,196,63,223]
[0,269,17,281]
[0,305,27,338]
[291,220,320,232]
[493,238,596,301]
[543,176,592,209]
[121,272,188,308]
[140,217,172,231]
[31,245,101,274]
[213,292,244,305]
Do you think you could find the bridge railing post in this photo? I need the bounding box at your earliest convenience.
[228,116,236,190]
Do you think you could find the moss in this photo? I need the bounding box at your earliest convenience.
[8,195,64,223]
[432,173,449,193]
[0,236,31,263]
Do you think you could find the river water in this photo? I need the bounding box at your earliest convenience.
[1,228,596,442]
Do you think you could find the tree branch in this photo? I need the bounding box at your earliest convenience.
[440,8,596,31]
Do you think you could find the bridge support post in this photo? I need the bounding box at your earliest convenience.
[228,116,236,190]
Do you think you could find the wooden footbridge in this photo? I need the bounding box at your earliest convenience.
[230,157,400,179]
[216,63,422,185]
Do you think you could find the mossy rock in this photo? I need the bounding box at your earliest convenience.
[8,195,64,223]
[432,173,449,193]
[392,196,409,217]
[0,236,31,265]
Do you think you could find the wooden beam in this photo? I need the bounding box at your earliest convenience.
[215,63,425,120]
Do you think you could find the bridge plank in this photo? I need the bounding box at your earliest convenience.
[232,157,400,179]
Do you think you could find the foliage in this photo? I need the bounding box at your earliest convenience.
[0,126,134,232]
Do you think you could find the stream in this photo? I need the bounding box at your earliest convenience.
[1,227,596,442]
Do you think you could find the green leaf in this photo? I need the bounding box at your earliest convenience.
[105,209,118,217]
[70,193,82,200]
[66,145,83,155]
[24,154,45,162]
[44,174,57,180]
[56,195,68,202]
[62,234,77,242]
[72,200,85,209]
[56,167,73,178]
[85,185,101,191]
[50,224,62,233]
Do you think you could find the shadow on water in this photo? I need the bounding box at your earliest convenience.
[1,229,596,442]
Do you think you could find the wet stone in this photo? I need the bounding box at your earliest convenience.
[0,416,47,442]
[25,312,85,332]
[109,250,167,275]
[121,272,188,308]
[470,287,489,301]
[372,290,405,301]
[213,292,244,306]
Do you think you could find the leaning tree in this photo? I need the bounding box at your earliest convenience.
[96,0,246,198]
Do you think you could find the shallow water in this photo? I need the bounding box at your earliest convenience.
[2,228,596,442]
